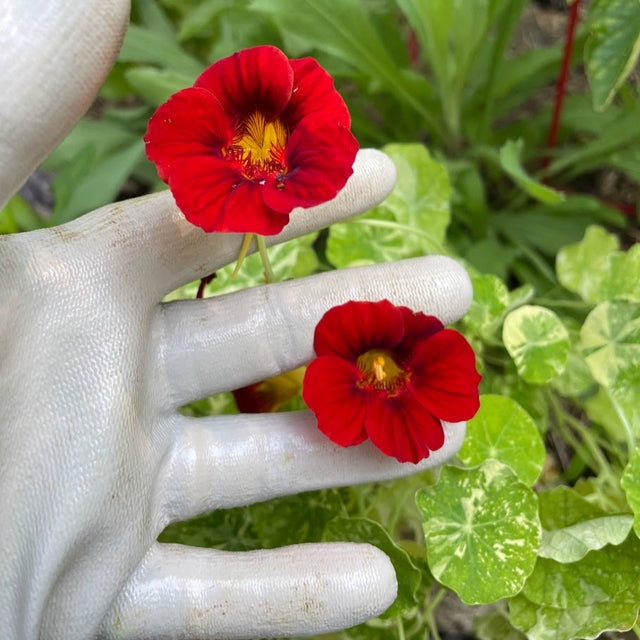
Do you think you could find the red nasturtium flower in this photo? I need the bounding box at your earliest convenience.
[302,300,481,464]
[144,45,359,235]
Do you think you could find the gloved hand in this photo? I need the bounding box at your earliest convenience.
[0,2,473,639]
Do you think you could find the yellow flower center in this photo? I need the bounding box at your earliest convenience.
[226,111,288,182]
[357,349,407,395]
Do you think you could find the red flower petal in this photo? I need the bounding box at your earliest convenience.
[400,309,444,343]
[282,57,351,128]
[168,156,289,234]
[144,87,233,182]
[313,300,405,361]
[409,329,481,422]
[195,45,294,122]
[303,356,368,447]
[365,392,445,463]
[262,117,358,213]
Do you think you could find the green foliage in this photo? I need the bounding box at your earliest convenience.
[459,395,546,486]
[537,486,633,563]
[503,305,571,384]
[585,0,640,111]
[326,143,450,267]
[510,533,640,640]
[5,0,640,637]
[417,460,540,604]
[557,225,640,303]
[499,139,565,205]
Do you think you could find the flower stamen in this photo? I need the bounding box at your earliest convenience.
[357,349,407,395]
[227,111,288,181]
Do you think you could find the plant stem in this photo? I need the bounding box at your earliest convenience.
[195,272,216,299]
[543,0,582,168]
[256,235,275,283]
[231,233,254,279]
[424,586,446,640]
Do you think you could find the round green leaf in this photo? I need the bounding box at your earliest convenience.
[521,532,640,609]
[503,305,570,384]
[463,273,509,340]
[556,225,618,303]
[557,225,640,303]
[580,302,640,388]
[459,395,545,486]
[580,302,640,436]
[416,460,540,604]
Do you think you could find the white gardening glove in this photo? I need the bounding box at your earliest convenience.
[0,2,473,639]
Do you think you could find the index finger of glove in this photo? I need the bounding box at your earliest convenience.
[156,255,472,409]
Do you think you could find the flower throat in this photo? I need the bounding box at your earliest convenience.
[227,112,288,181]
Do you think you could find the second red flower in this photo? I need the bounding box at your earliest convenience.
[303,300,481,464]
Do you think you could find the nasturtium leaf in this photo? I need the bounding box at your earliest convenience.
[327,143,451,268]
[322,517,421,618]
[416,460,540,604]
[585,0,640,111]
[550,348,595,398]
[499,139,565,204]
[521,532,640,609]
[537,486,633,563]
[509,589,640,640]
[556,225,616,301]
[581,302,640,383]
[621,445,640,538]
[503,305,570,384]
[557,225,640,303]
[463,273,509,340]
[459,395,545,486]
[483,371,550,434]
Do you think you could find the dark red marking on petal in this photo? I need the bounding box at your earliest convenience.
[195,45,294,122]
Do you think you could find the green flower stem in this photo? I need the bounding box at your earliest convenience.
[231,233,254,279]
[256,235,276,284]
[396,615,406,640]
